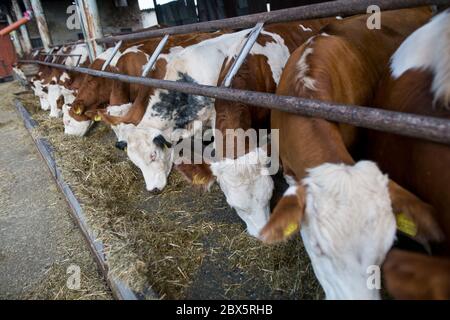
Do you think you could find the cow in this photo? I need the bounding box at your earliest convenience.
[63,45,140,136]
[94,32,236,192]
[258,8,437,299]
[46,43,90,117]
[103,20,341,209]
[66,33,214,136]
[206,19,338,236]
[383,249,450,300]
[363,10,450,299]
[27,44,89,114]
[29,47,64,111]
[99,30,255,192]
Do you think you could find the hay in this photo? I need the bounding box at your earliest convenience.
[18,92,323,300]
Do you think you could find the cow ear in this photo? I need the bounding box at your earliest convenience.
[115,141,128,151]
[153,135,172,149]
[259,184,306,244]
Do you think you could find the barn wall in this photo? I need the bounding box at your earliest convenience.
[39,0,80,45]
[97,0,144,36]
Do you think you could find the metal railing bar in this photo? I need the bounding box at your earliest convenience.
[96,0,448,44]
[101,40,123,71]
[222,22,264,88]
[141,35,169,77]
[19,59,450,145]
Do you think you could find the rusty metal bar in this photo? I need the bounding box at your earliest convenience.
[39,53,83,57]
[5,13,24,57]
[39,53,83,66]
[222,22,264,88]
[74,0,98,62]
[19,60,450,145]
[43,47,56,62]
[77,0,104,58]
[141,35,169,77]
[30,0,53,51]
[49,41,86,48]
[101,41,123,71]
[97,0,447,44]
[11,0,33,53]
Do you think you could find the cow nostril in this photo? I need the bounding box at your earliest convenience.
[147,188,162,195]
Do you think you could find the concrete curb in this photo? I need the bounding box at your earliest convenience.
[14,98,157,300]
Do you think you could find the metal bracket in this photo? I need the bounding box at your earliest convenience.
[101,40,123,71]
[40,53,84,67]
[141,34,170,77]
[221,22,264,88]
[43,47,56,63]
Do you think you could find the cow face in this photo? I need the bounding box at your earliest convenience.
[210,148,274,237]
[63,105,92,136]
[32,80,50,111]
[126,128,174,192]
[262,161,395,300]
[47,84,63,118]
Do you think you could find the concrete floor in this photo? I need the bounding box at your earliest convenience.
[0,81,112,300]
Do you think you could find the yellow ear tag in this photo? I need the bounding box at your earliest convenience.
[396,213,418,237]
[94,114,102,122]
[75,108,82,115]
[192,174,201,185]
[124,147,128,153]
[283,223,299,238]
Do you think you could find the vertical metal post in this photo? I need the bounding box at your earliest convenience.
[221,22,264,88]
[5,13,24,57]
[74,0,94,62]
[141,34,169,77]
[11,0,33,53]
[76,0,104,59]
[101,40,123,71]
[22,0,32,11]
[29,0,52,51]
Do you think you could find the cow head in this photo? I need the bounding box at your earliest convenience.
[31,80,50,110]
[63,105,92,136]
[210,148,274,237]
[126,127,174,192]
[260,161,396,300]
[47,83,63,118]
[69,96,90,116]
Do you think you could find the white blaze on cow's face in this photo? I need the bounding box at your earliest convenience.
[61,87,76,106]
[32,80,50,110]
[126,128,174,192]
[210,148,274,237]
[62,105,92,136]
[300,161,396,300]
[47,83,63,118]
[105,103,133,140]
[13,67,27,82]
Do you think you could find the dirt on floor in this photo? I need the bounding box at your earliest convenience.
[16,84,323,300]
[0,81,112,300]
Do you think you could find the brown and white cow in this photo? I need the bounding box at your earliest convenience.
[364,10,450,300]
[208,19,337,236]
[46,43,90,117]
[66,33,216,137]
[63,45,144,136]
[100,21,334,215]
[258,8,436,299]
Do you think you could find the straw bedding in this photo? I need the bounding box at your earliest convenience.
[18,92,323,300]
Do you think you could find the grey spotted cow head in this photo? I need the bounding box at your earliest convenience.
[119,127,174,192]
